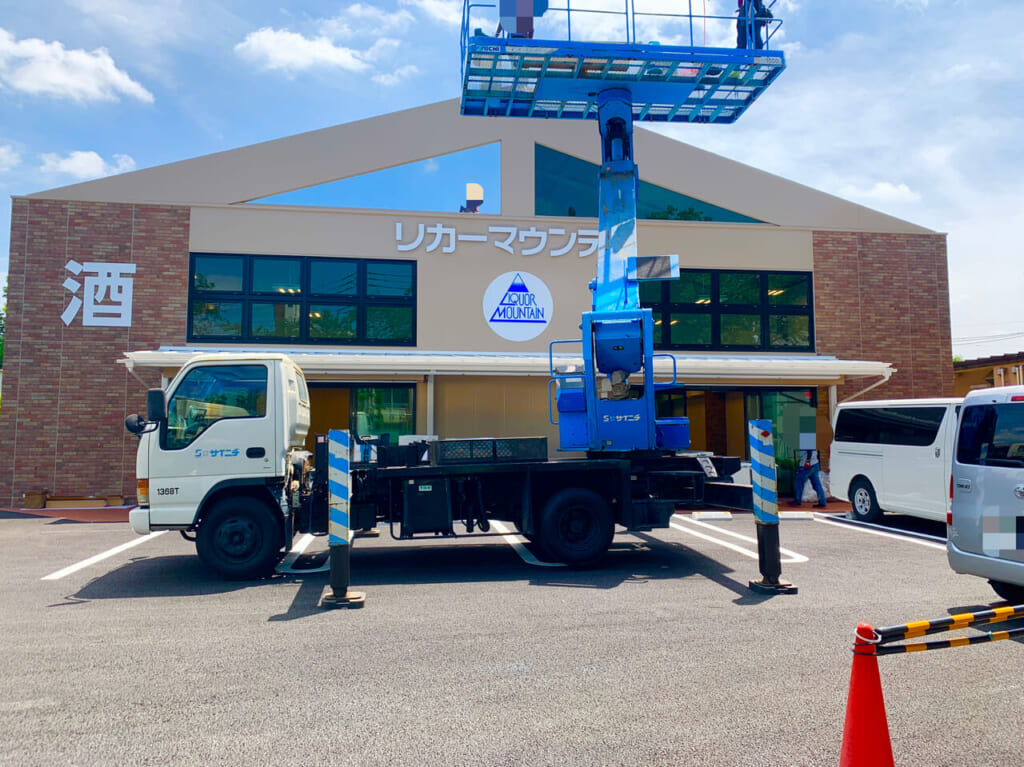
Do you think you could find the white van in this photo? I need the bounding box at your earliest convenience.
[829,398,962,523]
[947,386,1024,603]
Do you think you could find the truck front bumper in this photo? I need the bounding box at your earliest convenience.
[129,507,151,535]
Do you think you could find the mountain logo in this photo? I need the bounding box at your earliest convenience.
[482,271,553,342]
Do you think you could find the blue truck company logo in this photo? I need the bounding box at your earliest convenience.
[483,271,553,341]
[194,448,240,458]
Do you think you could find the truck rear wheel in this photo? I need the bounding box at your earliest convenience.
[539,488,613,567]
[989,580,1024,604]
[196,497,282,579]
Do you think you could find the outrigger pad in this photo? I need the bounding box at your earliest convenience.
[320,587,366,609]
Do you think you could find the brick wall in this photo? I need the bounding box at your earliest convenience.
[813,230,953,403]
[0,199,190,507]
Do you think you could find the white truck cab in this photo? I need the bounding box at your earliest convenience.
[127,353,310,578]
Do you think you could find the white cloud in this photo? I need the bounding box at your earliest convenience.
[235,27,370,73]
[0,144,20,173]
[836,181,921,204]
[39,151,135,180]
[399,0,463,26]
[322,5,416,39]
[0,27,153,103]
[372,64,420,86]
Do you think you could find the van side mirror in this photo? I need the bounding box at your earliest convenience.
[146,389,167,422]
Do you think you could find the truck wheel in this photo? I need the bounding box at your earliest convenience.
[848,479,882,523]
[196,498,282,579]
[539,488,613,567]
[989,580,1024,604]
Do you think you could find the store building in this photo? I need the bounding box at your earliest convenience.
[1,99,953,506]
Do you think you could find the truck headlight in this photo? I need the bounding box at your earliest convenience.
[137,479,150,507]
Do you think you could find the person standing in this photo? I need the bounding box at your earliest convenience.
[789,448,827,508]
[736,0,773,50]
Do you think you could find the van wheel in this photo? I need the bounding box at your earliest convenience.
[989,580,1024,604]
[848,479,882,523]
[197,498,282,580]
[538,488,613,567]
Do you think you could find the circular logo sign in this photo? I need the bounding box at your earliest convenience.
[482,271,553,342]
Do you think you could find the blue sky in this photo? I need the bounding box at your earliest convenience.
[1,0,1022,359]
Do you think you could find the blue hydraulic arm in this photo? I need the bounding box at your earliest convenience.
[460,1,785,454]
[551,89,686,454]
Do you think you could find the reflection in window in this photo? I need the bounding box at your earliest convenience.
[251,303,301,338]
[353,385,416,448]
[534,145,764,223]
[367,306,414,342]
[310,304,357,339]
[722,314,761,346]
[165,364,267,450]
[188,253,416,346]
[253,258,301,295]
[642,269,813,351]
[367,262,413,297]
[192,301,242,337]
[311,261,357,296]
[770,315,810,347]
[193,255,243,292]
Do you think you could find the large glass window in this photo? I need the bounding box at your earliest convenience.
[188,254,416,346]
[165,364,267,450]
[534,145,765,223]
[643,269,813,352]
[352,386,416,448]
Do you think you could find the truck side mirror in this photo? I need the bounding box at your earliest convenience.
[146,389,167,422]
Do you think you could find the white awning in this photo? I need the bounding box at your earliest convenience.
[119,346,894,386]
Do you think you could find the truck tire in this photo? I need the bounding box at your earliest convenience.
[538,488,613,567]
[989,580,1024,605]
[848,478,882,523]
[196,497,282,579]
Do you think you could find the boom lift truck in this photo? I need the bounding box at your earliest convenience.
[124,2,785,582]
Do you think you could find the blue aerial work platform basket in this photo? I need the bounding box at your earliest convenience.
[460,0,785,124]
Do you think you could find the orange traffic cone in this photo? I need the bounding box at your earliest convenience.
[839,623,894,767]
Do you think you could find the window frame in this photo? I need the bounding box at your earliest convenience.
[188,253,416,346]
[642,268,814,352]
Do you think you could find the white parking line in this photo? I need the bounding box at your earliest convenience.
[812,514,947,550]
[41,531,168,581]
[490,520,565,567]
[670,514,809,563]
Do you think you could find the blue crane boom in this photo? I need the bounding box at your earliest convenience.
[460,1,785,454]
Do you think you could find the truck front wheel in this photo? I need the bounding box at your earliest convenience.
[539,488,613,567]
[197,498,282,579]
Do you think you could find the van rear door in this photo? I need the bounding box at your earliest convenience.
[951,398,1024,561]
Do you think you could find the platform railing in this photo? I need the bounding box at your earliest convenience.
[462,0,783,81]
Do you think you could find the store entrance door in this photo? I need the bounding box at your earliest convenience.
[305,386,350,453]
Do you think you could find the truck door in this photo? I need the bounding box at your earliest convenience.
[148,363,276,527]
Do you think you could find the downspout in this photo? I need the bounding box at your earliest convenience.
[838,367,895,405]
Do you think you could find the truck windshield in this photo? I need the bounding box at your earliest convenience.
[165,364,268,450]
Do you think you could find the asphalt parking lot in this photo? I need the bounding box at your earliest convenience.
[1,508,1021,767]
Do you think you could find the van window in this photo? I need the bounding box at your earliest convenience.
[956,404,1024,468]
[835,406,946,446]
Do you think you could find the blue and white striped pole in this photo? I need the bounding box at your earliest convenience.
[748,420,778,525]
[747,420,797,594]
[322,429,365,608]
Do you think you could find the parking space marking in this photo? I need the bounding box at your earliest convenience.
[670,515,809,563]
[490,521,565,567]
[41,531,168,581]
[812,514,946,550]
